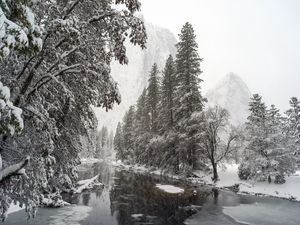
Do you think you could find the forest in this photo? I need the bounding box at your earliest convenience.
[0,0,146,220]
[114,22,300,185]
[0,0,299,224]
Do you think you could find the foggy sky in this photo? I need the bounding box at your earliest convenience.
[140,0,300,111]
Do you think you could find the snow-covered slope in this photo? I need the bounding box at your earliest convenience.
[94,21,177,131]
[205,73,251,126]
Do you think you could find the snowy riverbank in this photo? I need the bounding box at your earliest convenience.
[193,164,300,201]
[109,160,300,202]
[80,158,103,165]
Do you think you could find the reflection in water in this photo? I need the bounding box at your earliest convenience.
[4,162,300,225]
[76,162,211,225]
[109,170,210,225]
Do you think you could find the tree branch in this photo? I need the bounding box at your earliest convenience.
[0,156,30,183]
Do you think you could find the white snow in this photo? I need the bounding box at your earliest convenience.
[131,214,144,218]
[49,205,92,225]
[7,203,23,215]
[41,196,70,208]
[155,184,184,194]
[193,164,300,201]
[80,158,102,165]
[223,202,300,225]
[75,175,103,193]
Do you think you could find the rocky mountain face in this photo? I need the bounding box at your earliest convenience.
[94,22,177,131]
[205,73,251,126]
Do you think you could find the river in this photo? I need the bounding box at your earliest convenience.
[3,162,300,225]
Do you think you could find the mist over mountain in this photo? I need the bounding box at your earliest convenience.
[205,73,251,126]
[94,22,177,131]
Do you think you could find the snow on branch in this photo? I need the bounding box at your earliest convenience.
[73,175,103,194]
[88,11,117,24]
[0,156,30,183]
[26,63,82,99]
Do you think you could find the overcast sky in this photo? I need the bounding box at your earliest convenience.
[139,0,300,111]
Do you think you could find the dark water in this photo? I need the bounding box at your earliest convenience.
[4,162,300,225]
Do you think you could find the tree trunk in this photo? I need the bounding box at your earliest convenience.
[212,162,218,182]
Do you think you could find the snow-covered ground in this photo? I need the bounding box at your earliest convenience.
[193,164,300,201]
[110,160,181,179]
[155,184,184,194]
[7,203,23,215]
[80,158,103,165]
[222,201,300,225]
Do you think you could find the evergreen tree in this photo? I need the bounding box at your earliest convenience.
[147,63,160,134]
[174,22,205,120]
[122,106,136,162]
[0,0,147,218]
[239,94,268,180]
[108,131,114,156]
[285,97,300,146]
[0,0,42,60]
[114,122,124,161]
[159,55,176,132]
[153,55,180,172]
[174,22,206,170]
[134,88,151,163]
[239,95,296,182]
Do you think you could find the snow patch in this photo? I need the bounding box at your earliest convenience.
[49,205,92,225]
[193,164,300,201]
[74,175,103,194]
[155,184,184,194]
[7,203,23,215]
[223,202,300,225]
[80,158,102,165]
[131,214,144,219]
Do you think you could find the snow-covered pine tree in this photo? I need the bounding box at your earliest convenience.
[239,95,296,182]
[0,0,42,60]
[134,88,151,164]
[174,22,206,171]
[284,97,300,166]
[285,97,300,147]
[108,131,114,157]
[0,0,147,216]
[95,130,103,158]
[158,55,176,133]
[122,106,136,163]
[0,82,35,221]
[267,104,297,183]
[239,94,268,181]
[94,126,110,159]
[154,55,180,172]
[114,122,125,161]
[147,63,160,134]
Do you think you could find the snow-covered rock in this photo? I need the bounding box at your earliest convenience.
[205,73,251,126]
[94,21,177,131]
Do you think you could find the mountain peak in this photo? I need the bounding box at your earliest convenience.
[206,73,251,126]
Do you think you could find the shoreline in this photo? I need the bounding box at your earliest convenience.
[106,160,300,203]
